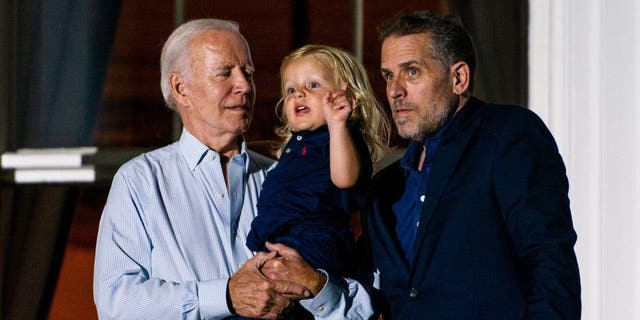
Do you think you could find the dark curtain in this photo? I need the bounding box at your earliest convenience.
[0,0,121,319]
[17,0,121,147]
[447,0,528,106]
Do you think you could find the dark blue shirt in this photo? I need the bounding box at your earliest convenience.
[393,127,447,264]
[247,124,372,276]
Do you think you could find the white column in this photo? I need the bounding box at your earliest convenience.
[529,0,640,319]
[600,1,640,317]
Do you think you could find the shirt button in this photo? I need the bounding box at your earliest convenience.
[420,195,426,202]
[317,305,325,312]
[296,135,302,141]
[217,193,224,199]
[285,148,291,153]
[409,288,418,298]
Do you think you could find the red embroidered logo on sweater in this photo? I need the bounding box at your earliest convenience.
[301,145,307,156]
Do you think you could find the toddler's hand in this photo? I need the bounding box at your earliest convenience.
[322,83,353,127]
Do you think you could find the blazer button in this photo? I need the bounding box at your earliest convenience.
[409,288,418,298]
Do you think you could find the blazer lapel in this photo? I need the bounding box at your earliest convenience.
[367,162,412,272]
[410,98,484,271]
[370,198,412,271]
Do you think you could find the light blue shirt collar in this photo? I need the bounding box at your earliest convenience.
[177,128,249,173]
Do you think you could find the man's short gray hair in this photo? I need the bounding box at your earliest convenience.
[160,19,242,110]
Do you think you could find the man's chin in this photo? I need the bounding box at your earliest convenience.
[397,125,422,141]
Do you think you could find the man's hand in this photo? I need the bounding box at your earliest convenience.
[262,242,328,297]
[228,251,311,319]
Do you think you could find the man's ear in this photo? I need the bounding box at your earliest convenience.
[450,61,470,96]
[169,73,189,108]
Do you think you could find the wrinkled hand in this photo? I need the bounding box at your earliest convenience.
[262,242,328,297]
[228,251,311,319]
[323,83,353,128]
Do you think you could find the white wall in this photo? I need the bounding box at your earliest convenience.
[529,0,640,319]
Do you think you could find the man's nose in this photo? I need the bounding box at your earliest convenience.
[387,78,405,101]
[232,70,252,94]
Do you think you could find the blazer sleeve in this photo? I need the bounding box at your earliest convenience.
[492,108,581,319]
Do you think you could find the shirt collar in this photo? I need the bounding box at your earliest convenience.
[399,117,451,171]
[177,128,248,172]
[292,125,329,138]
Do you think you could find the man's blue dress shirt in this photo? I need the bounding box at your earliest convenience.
[393,128,445,264]
[93,128,374,319]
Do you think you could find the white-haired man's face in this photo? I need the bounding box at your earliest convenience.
[174,29,256,144]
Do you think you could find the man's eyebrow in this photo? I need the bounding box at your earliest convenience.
[380,60,420,73]
[213,64,254,73]
[213,64,232,70]
[398,60,420,70]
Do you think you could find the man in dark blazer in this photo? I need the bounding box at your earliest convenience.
[361,11,581,319]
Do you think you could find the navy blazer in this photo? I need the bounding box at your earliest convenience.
[361,98,581,319]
